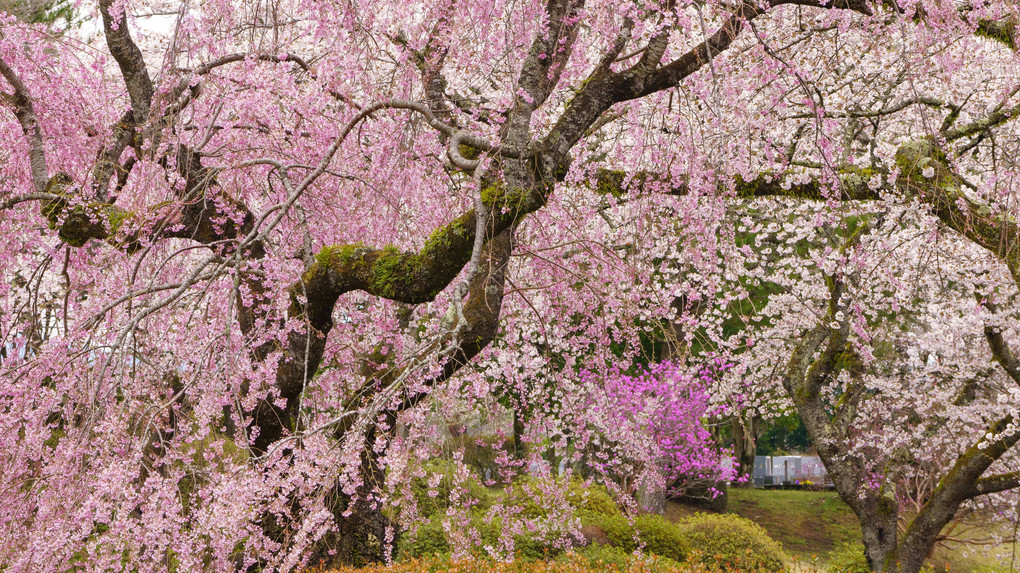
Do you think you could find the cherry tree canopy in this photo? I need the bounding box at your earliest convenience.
[1,0,1019,571]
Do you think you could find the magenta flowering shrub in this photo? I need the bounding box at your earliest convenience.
[590,360,733,499]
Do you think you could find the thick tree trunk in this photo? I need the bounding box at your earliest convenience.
[731,414,758,487]
[638,459,667,514]
[306,227,517,566]
[513,406,526,460]
[308,439,394,567]
[891,543,930,573]
[858,499,900,572]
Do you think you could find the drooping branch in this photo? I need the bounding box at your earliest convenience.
[163,53,316,117]
[297,175,546,322]
[256,0,583,462]
[311,226,517,450]
[866,299,1020,570]
[592,135,1020,295]
[984,315,1020,384]
[784,96,953,120]
[12,95,546,457]
[943,98,1020,142]
[400,226,515,408]
[0,191,58,211]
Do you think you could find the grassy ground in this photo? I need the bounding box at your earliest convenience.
[718,488,1018,572]
[928,522,1020,573]
[720,489,859,565]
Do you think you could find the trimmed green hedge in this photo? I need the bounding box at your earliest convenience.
[397,480,786,572]
[675,513,785,572]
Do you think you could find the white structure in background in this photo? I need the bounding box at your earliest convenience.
[753,455,829,487]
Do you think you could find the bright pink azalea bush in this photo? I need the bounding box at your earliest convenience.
[586,360,733,501]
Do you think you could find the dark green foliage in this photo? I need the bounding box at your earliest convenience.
[755,414,811,456]
[397,519,451,560]
[1,0,75,24]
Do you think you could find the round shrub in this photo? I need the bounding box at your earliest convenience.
[566,479,621,516]
[580,511,690,563]
[579,511,638,552]
[676,513,785,572]
[634,514,690,562]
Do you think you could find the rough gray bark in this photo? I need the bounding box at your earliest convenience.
[780,225,1020,572]
[731,414,759,487]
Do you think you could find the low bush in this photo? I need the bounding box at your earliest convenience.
[579,510,689,562]
[316,554,723,572]
[407,459,496,519]
[398,479,785,571]
[578,510,636,551]
[633,514,690,562]
[565,480,620,516]
[675,514,785,572]
[826,542,870,573]
[395,519,451,560]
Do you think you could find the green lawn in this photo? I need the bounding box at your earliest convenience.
[709,488,1017,572]
[724,489,859,563]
